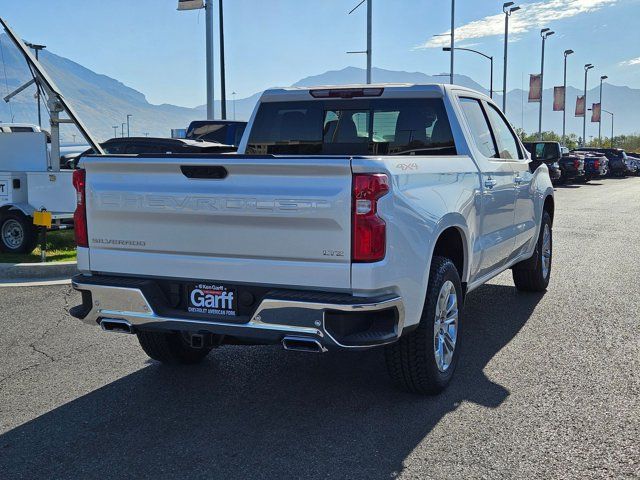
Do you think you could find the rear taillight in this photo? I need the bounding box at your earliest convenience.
[352,174,389,262]
[574,159,580,169]
[72,169,88,247]
[594,159,600,169]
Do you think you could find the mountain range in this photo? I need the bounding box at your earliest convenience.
[0,33,637,143]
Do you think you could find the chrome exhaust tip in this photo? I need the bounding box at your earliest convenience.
[282,336,326,353]
[99,318,134,334]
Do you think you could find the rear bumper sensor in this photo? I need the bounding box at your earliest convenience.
[71,274,404,350]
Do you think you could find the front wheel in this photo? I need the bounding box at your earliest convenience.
[385,256,463,395]
[512,211,552,292]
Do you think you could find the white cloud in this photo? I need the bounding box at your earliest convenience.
[418,0,617,49]
[620,57,640,66]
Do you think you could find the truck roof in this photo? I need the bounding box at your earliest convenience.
[260,83,486,102]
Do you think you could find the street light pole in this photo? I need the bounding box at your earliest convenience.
[121,123,126,138]
[367,0,372,84]
[450,0,455,85]
[538,28,554,140]
[126,114,132,137]
[112,126,118,138]
[562,49,574,145]
[178,0,215,119]
[219,0,227,119]
[583,64,594,146]
[232,91,237,120]
[605,110,614,147]
[502,2,520,113]
[205,0,215,119]
[347,0,372,84]
[443,46,493,98]
[598,75,608,145]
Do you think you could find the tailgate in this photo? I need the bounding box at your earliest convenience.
[83,155,353,289]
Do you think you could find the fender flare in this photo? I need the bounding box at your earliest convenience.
[425,213,472,284]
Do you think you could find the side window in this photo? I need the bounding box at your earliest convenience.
[485,104,522,160]
[458,97,497,158]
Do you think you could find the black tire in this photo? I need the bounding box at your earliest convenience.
[512,211,552,292]
[385,256,463,395]
[137,330,213,365]
[0,211,38,254]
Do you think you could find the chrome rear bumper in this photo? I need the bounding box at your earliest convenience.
[71,275,404,350]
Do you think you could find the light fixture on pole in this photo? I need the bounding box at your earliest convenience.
[598,75,608,145]
[537,28,554,140]
[443,47,493,98]
[562,49,574,144]
[177,0,214,119]
[347,0,372,84]
[582,64,594,146]
[502,2,520,113]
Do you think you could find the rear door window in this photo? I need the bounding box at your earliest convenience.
[458,97,497,158]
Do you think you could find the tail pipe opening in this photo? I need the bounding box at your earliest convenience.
[99,318,134,334]
[282,336,326,353]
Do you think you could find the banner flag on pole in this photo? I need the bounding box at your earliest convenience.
[591,103,601,123]
[177,0,204,10]
[575,95,585,117]
[553,86,565,111]
[528,74,542,103]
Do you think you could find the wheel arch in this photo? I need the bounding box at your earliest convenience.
[428,216,471,286]
[543,194,555,225]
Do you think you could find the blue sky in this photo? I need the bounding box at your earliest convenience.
[2,0,639,107]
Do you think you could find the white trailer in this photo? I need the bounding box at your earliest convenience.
[0,18,103,253]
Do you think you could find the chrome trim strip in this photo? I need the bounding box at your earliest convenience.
[72,279,404,349]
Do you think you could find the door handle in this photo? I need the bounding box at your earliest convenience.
[484,178,497,190]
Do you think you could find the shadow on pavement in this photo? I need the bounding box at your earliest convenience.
[0,284,543,480]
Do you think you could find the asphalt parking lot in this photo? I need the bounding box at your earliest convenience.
[1,177,638,480]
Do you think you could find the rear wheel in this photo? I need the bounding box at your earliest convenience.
[0,211,38,254]
[385,256,462,395]
[512,211,552,292]
[137,330,214,365]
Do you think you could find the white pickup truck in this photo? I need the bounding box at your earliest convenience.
[71,84,554,394]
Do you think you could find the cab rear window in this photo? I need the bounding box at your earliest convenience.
[246,98,456,156]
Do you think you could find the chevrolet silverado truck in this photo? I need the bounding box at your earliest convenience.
[70,84,555,394]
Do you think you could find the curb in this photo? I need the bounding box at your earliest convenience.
[0,261,77,280]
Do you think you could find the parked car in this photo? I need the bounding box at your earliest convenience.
[70,84,555,395]
[579,153,608,180]
[573,148,628,177]
[186,120,247,147]
[523,141,562,183]
[625,156,640,176]
[62,136,236,168]
[560,155,585,183]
